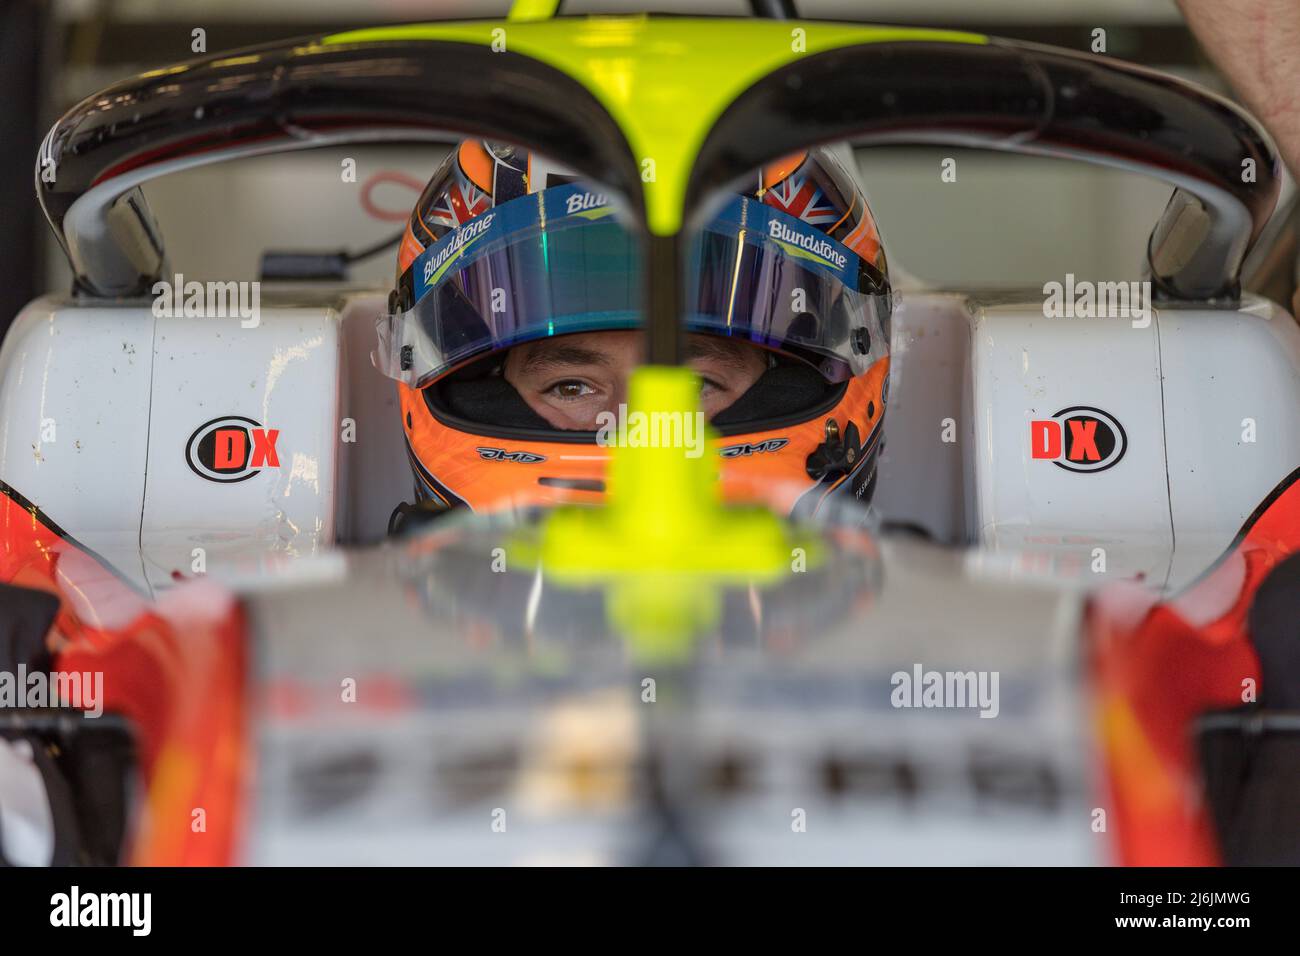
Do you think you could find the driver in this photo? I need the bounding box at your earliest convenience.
[374,140,893,524]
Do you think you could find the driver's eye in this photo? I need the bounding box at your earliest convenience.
[550,380,593,400]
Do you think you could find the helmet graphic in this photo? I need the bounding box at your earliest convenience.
[375,140,892,523]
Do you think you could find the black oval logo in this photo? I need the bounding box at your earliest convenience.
[1030,406,1127,474]
[186,416,277,483]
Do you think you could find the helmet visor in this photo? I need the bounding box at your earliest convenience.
[375,182,891,388]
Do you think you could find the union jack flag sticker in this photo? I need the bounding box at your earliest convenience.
[427,172,492,231]
[762,171,842,226]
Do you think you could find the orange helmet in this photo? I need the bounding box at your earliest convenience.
[375,140,892,525]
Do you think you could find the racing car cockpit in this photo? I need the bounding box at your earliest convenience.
[2,11,1299,868]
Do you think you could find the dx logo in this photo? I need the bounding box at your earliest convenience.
[1030,406,1127,473]
[186,416,281,482]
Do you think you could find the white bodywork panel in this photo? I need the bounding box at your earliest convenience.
[335,293,410,545]
[870,293,974,545]
[1158,299,1300,587]
[877,292,1300,591]
[139,306,344,591]
[970,301,1172,585]
[0,301,155,588]
[3,288,1300,596]
[0,295,354,595]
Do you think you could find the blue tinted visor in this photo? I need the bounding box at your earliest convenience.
[375,182,891,388]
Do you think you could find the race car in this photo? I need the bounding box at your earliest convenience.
[0,6,1297,866]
